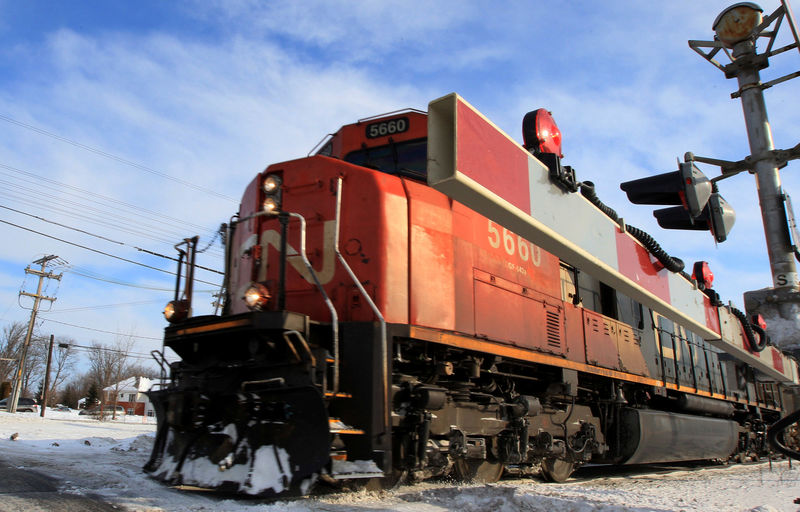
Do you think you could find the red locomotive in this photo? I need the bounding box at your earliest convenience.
[146,96,799,497]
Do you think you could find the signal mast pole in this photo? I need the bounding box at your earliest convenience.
[689,1,800,353]
[6,255,61,413]
[733,38,798,289]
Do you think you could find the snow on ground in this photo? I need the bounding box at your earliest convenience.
[1,411,798,511]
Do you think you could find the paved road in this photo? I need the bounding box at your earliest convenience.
[0,463,119,512]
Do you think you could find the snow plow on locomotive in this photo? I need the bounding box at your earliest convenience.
[145,96,799,497]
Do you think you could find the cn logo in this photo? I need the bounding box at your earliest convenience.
[256,220,337,285]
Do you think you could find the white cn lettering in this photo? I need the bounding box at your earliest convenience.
[257,220,337,285]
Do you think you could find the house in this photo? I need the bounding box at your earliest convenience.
[103,376,154,417]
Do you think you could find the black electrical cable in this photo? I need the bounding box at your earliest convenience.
[624,225,686,273]
[730,306,767,352]
[580,181,620,222]
[767,408,800,461]
[579,181,685,273]
[751,323,770,347]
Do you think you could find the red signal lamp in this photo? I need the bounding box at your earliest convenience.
[691,261,714,288]
[522,108,563,157]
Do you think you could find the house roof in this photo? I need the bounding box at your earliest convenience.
[103,376,151,393]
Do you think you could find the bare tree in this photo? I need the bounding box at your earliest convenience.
[57,380,85,409]
[0,322,27,383]
[45,338,77,407]
[21,334,49,397]
[1,323,51,397]
[86,336,134,420]
[59,372,94,409]
[125,362,161,380]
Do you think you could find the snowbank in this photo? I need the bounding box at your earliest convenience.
[1,411,798,511]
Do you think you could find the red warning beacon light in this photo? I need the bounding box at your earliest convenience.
[522,108,563,157]
[523,108,577,192]
[692,261,714,289]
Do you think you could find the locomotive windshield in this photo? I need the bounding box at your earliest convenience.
[344,138,427,180]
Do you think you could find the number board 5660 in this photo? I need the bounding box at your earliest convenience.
[365,117,409,139]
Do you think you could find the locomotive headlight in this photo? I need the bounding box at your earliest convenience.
[262,196,280,214]
[244,282,271,310]
[163,299,190,323]
[262,174,282,194]
[261,173,282,214]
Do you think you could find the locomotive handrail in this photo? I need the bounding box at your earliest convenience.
[241,377,286,391]
[150,350,170,382]
[283,329,316,366]
[334,176,389,430]
[231,208,342,392]
[286,211,341,394]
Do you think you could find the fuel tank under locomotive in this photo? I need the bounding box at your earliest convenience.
[617,409,739,464]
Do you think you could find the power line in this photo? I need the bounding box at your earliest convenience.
[60,266,216,293]
[45,300,165,313]
[0,218,222,287]
[55,342,155,361]
[0,175,225,255]
[38,318,162,341]
[1,203,127,245]
[0,162,227,249]
[62,268,176,292]
[0,183,195,248]
[0,204,224,275]
[0,113,238,203]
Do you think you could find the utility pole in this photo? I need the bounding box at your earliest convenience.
[688,1,800,353]
[40,334,54,417]
[7,255,61,413]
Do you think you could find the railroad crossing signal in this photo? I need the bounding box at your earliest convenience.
[619,162,736,242]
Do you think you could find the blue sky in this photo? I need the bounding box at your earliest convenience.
[0,1,799,364]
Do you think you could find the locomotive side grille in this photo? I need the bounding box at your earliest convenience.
[546,309,561,348]
[587,316,601,333]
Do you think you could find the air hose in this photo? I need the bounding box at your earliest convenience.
[580,182,685,274]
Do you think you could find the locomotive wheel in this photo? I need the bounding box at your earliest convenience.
[453,459,504,483]
[361,469,408,491]
[540,458,574,483]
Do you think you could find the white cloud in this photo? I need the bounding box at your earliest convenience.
[0,0,798,357]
